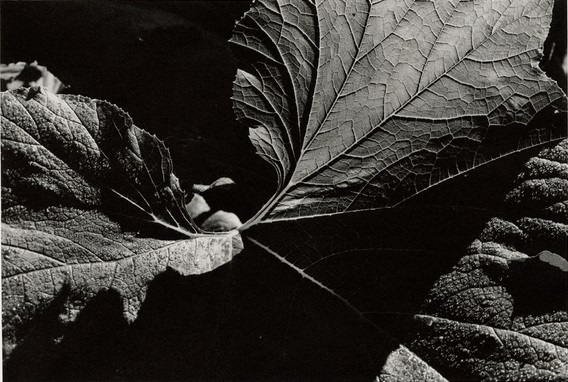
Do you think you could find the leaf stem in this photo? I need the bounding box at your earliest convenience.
[247,236,396,341]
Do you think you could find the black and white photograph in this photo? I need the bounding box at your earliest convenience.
[1,0,567,381]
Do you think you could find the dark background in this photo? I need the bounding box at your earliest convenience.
[2,1,566,381]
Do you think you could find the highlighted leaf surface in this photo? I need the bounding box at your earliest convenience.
[1,87,242,356]
[232,0,567,379]
[232,0,566,221]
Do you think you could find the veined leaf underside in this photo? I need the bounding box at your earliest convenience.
[232,0,566,226]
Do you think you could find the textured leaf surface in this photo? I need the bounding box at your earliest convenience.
[244,136,568,381]
[2,86,200,236]
[409,139,568,381]
[377,345,448,382]
[233,1,567,378]
[2,206,241,355]
[232,0,566,222]
[1,87,242,356]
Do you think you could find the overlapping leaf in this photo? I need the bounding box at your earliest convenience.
[232,0,567,379]
[1,87,242,356]
[409,139,568,381]
[243,130,567,381]
[2,86,200,236]
[232,0,566,222]
[2,206,241,356]
[377,345,448,382]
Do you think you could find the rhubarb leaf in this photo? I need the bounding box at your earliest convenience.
[232,0,567,379]
[1,87,242,356]
[2,206,241,356]
[409,139,568,381]
[2,86,201,236]
[232,0,566,222]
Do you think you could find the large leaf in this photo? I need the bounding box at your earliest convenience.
[1,0,566,379]
[408,139,568,381]
[1,87,242,356]
[2,86,201,236]
[232,0,567,379]
[241,136,568,381]
[232,0,566,223]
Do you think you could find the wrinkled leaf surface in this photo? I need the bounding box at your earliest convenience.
[1,87,242,356]
[409,139,568,381]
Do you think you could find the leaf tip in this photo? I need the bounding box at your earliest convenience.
[537,250,568,272]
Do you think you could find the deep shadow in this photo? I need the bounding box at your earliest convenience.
[1,0,275,222]
[507,256,568,317]
[118,248,397,381]
[47,290,129,381]
[4,288,128,381]
[4,286,72,381]
[2,1,567,381]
